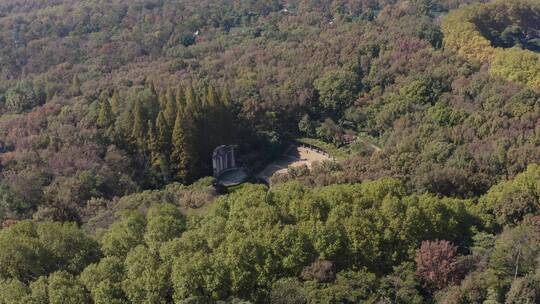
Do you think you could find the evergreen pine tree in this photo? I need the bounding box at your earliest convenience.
[202,85,219,169]
[164,92,177,129]
[483,288,501,304]
[156,111,171,181]
[220,87,235,143]
[112,98,136,149]
[185,85,198,115]
[166,87,175,109]
[205,85,217,109]
[110,91,120,114]
[131,100,147,149]
[221,86,232,107]
[147,117,172,184]
[171,109,192,182]
[185,87,203,175]
[148,81,158,98]
[69,75,82,97]
[147,89,160,122]
[97,98,114,128]
[156,111,170,152]
[99,90,110,103]
[175,85,185,109]
[147,120,159,162]
[147,120,165,183]
[158,91,168,110]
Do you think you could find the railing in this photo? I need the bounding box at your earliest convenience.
[294,141,336,161]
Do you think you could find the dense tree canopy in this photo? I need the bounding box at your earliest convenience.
[0,0,539,303]
[442,0,540,88]
[0,167,538,303]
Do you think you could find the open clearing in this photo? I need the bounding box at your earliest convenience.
[257,145,333,182]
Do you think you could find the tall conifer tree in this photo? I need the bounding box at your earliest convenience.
[147,120,163,181]
[164,92,177,129]
[158,91,168,111]
[131,100,147,149]
[147,120,158,161]
[70,75,82,97]
[97,98,114,128]
[202,85,219,169]
[156,111,170,152]
[220,87,234,143]
[185,85,198,116]
[166,87,175,109]
[171,109,191,182]
[175,85,185,109]
[110,91,120,115]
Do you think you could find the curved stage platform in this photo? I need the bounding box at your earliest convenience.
[216,168,249,186]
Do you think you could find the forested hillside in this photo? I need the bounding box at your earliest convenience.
[442,0,540,88]
[0,0,539,303]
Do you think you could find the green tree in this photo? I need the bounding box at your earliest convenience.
[116,104,134,145]
[156,111,171,152]
[185,86,197,110]
[270,278,307,304]
[489,224,540,283]
[69,75,82,97]
[80,257,127,304]
[144,204,186,253]
[214,232,270,301]
[122,246,169,304]
[0,170,48,219]
[304,269,379,303]
[220,87,234,142]
[155,111,172,181]
[298,114,315,137]
[131,100,147,149]
[483,288,502,304]
[478,164,540,229]
[314,70,359,114]
[36,222,101,274]
[158,91,168,110]
[379,263,423,304]
[270,225,314,276]
[110,91,120,114]
[0,278,30,304]
[505,277,538,304]
[48,271,89,304]
[205,85,217,109]
[0,221,100,283]
[171,251,228,302]
[101,210,146,257]
[164,92,177,129]
[5,81,39,113]
[171,109,194,182]
[0,221,52,282]
[175,85,185,109]
[97,98,114,128]
[28,276,49,304]
[147,119,162,178]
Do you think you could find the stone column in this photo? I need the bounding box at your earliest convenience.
[231,147,236,168]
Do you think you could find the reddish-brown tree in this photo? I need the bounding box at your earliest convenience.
[415,240,462,291]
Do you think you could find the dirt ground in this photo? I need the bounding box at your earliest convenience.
[257,145,332,182]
